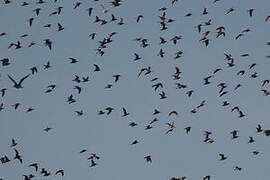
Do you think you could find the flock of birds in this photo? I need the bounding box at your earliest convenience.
[1,0,270,179]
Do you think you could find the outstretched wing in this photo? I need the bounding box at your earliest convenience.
[55,169,64,176]
[14,148,20,157]
[18,74,30,85]
[8,75,17,85]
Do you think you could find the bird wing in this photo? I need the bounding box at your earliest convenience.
[8,75,17,85]
[122,108,127,115]
[19,74,30,85]
[14,148,19,156]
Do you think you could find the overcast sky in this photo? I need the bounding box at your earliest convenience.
[1,0,270,179]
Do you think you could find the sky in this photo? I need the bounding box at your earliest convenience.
[1,0,270,179]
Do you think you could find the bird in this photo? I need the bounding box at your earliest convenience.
[75,110,83,116]
[22,175,31,180]
[247,9,255,17]
[122,108,129,117]
[231,130,239,139]
[256,124,263,133]
[118,18,124,25]
[261,89,269,96]
[237,70,245,75]
[248,136,255,143]
[226,8,235,14]
[111,0,121,6]
[94,64,100,71]
[10,138,17,147]
[101,5,108,14]
[203,175,211,180]
[145,124,153,130]
[203,76,212,85]
[29,163,39,171]
[74,2,81,9]
[252,150,260,155]
[168,110,178,116]
[264,130,270,136]
[80,149,87,154]
[0,88,7,97]
[222,101,230,106]
[11,103,20,110]
[21,1,28,6]
[90,160,97,167]
[55,169,64,176]
[234,166,242,171]
[149,118,158,124]
[197,100,206,108]
[14,149,22,163]
[238,110,245,118]
[234,84,241,90]
[89,33,96,40]
[159,91,167,99]
[160,37,167,44]
[105,107,114,115]
[186,90,193,97]
[153,109,160,115]
[1,58,10,66]
[73,86,82,94]
[33,8,41,16]
[171,0,178,5]
[219,153,227,160]
[129,122,137,127]
[57,23,64,31]
[0,103,3,111]
[152,83,163,91]
[213,68,222,74]
[134,53,141,61]
[30,67,38,74]
[44,39,52,50]
[82,76,89,82]
[8,74,30,88]
[262,79,269,87]
[112,75,121,82]
[86,8,93,16]
[185,126,191,134]
[27,18,34,26]
[26,107,34,112]
[44,127,52,132]
[131,140,139,145]
[158,49,164,58]
[144,155,152,163]
[136,15,143,23]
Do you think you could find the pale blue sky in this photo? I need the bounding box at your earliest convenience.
[1,0,270,179]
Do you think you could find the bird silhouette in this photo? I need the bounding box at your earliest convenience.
[144,155,152,163]
[219,153,227,160]
[8,74,30,88]
[29,163,38,171]
[10,138,17,147]
[122,108,129,116]
[14,149,22,163]
[55,169,64,176]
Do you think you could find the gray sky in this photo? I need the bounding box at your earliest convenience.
[1,0,270,179]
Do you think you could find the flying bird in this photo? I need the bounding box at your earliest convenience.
[144,155,152,163]
[122,108,129,116]
[29,163,38,171]
[10,138,17,147]
[8,74,30,89]
[55,169,64,176]
[14,149,22,163]
[219,153,227,160]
